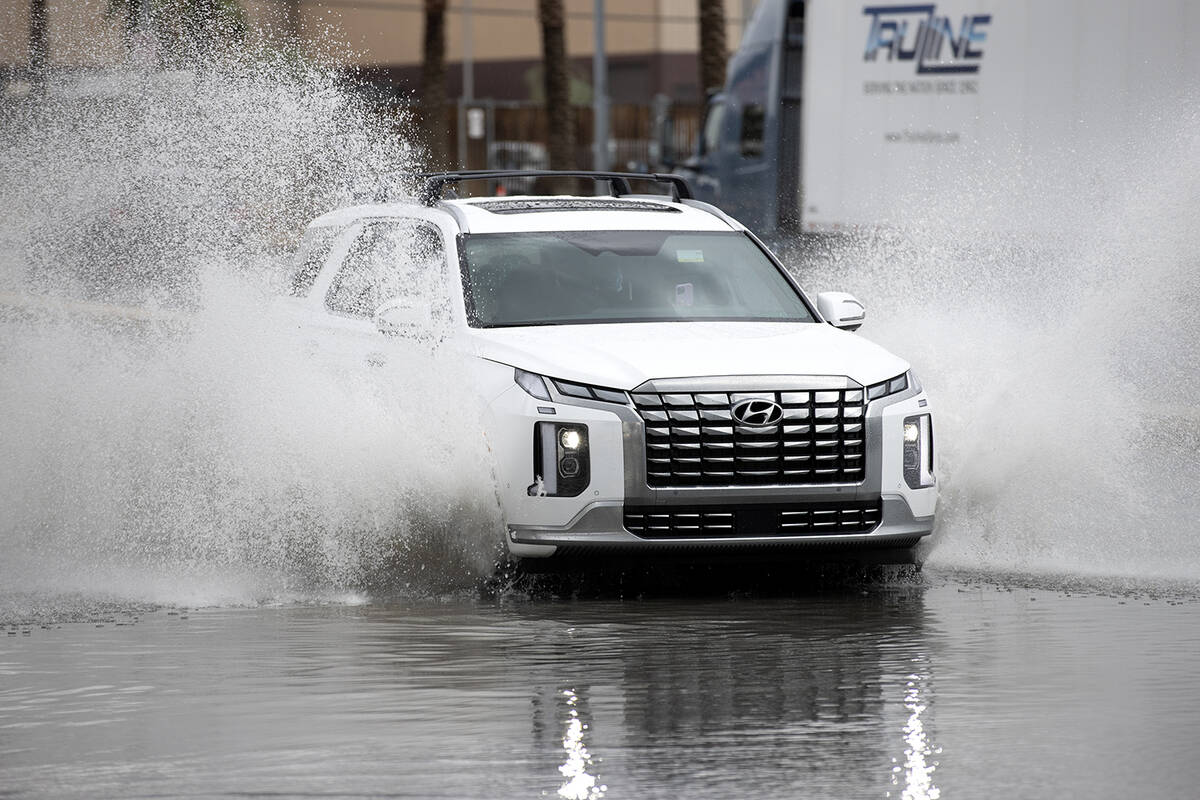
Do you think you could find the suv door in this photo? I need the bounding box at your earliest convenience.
[305,216,451,367]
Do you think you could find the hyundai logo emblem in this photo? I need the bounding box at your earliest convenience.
[731,398,783,426]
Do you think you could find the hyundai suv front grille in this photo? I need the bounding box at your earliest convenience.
[631,388,866,487]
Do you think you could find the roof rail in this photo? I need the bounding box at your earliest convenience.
[412,170,694,206]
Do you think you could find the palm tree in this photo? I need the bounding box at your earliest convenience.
[698,0,726,95]
[538,0,575,190]
[29,0,48,88]
[421,0,449,168]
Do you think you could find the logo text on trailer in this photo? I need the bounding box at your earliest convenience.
[862,4,991,74]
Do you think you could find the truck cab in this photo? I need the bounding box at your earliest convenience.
[677,0,802,237]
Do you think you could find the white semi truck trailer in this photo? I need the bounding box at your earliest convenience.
[674,0,1200,236]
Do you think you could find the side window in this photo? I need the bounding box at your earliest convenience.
[290,225,344,297]
[739,104,765,158]
[325,219,446,319]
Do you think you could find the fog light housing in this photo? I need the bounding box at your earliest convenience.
[903,414,935,489]
[529,422,590,497]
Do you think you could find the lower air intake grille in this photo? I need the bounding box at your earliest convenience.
[632,387,867,487]
[624,500,882,539]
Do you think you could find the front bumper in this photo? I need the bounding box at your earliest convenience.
[484,367,938,560]
[506,494,933,558]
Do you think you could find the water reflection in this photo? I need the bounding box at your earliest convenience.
[0,590,951,798]
[502,592,938,797]
[556,687,606,800]
[890,661,941,800]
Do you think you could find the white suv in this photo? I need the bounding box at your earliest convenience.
[287,171,937,564]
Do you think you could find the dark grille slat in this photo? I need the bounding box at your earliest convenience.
[624,501,882,538]
[634,386,867,487]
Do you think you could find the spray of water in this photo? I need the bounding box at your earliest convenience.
[3,23,1197,607]
[0,43,504,608]
[797,106,1200,581]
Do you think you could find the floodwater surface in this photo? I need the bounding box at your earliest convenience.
[3,575,1198,799]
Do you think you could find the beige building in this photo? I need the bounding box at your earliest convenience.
[1,0,748,103]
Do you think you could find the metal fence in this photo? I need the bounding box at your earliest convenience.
[446,99,701,175]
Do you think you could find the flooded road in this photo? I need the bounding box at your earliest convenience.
[3,573,1198,799]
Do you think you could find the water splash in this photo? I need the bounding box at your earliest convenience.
[0,47,502,608]
[795,106,1200,581]
[4,31,1197,605]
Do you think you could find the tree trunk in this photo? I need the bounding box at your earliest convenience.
[282,0,301,40]
[698,0,726,96]
[29,0,48,88]
[538,0,575,191]
[123,0,143,44]
[421,0,449,169]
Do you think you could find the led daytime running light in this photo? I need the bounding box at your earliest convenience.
[867,370,916,402]
[514,368,551,401]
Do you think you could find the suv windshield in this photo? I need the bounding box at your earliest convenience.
[461,230,815,326]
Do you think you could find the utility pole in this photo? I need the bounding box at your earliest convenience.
[591,0,609,172]
[458,0,476,169]
[462,0,474,102]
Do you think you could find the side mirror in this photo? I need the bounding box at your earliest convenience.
[374,298,431,338]
[816,291,866,331]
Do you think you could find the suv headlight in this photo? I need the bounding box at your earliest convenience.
[866,370,920,401]
[551,378,628,405]
[513,369,626,498]
[512,368,629,405]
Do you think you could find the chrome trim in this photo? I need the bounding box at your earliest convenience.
[634,375,855,393]
[629,375,869,500]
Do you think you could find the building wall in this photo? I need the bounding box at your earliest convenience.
[0,0,124,66]
[1,0,748,102]
[0,1,28,66]
[300,0,744,65]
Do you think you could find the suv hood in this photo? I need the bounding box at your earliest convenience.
[465,321,909,390]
